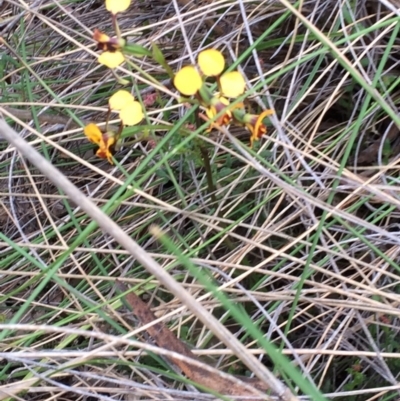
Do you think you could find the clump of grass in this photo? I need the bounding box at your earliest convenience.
[1,0,400,400]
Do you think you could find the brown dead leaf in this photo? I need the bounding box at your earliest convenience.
[116,281,270,400]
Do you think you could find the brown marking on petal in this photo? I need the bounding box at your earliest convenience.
[96,147,107,160]
[93,28,110,43]
[220,113,232,126]
[257,125,267,139]
[93,28,122,52]
[254,109,274,139]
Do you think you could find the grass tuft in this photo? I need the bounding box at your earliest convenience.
[1,0,400,400]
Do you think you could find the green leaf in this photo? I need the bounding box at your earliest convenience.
[152,42,174,79]
[123,44,152,57]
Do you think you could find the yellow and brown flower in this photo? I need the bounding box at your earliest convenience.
[84,123,116,164]
[243,109,274,147]
[204,96,233,130]
[93,28,125,52]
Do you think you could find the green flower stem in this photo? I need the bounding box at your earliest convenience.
[113,14,122,41]
[194,114,250,263]
[198,85,212,105]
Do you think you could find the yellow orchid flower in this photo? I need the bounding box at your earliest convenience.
[84,123,103,144]
[243,109,274,147]
[205,96,232,131]
[93,28,125,52]
[98,50,125,69]
[109,90,135,109]
[97,134,116,164]
[198,49,225,77]
[109,90,144,126]
[93,29,111,45]
[174,66,202,96]
[105,0,131,14]
[119,102,144,126]
[219,71,246,98]
[84,124,116,164]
